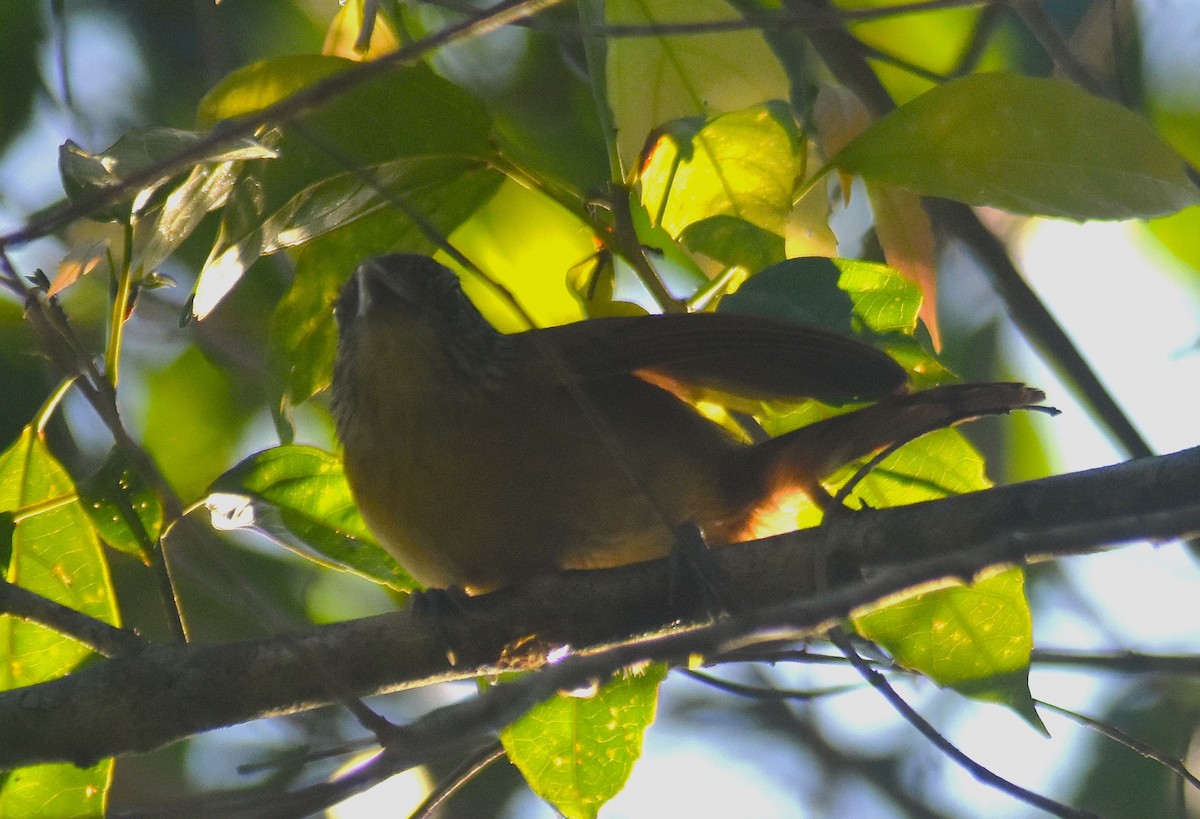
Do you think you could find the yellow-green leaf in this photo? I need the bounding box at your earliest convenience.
[502,664,667,819]
[0,427,118,815]
[606,0,788,170]
[852,567,1043,731]
[0,427,118,688]
[639,103,802,271]
[0,760,112,818]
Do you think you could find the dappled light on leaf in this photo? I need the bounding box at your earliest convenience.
[501,664,667,819]
[853,568,1041,730]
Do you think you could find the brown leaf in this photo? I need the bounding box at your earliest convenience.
[51,240,109,297]
[867,182,940,349]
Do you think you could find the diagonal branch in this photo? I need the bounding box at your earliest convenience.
[1,445,1198,771]
[788,0,1155,460]
[0,0,565,250]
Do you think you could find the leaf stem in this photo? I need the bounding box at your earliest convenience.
[105,220,135,387]
[33,376,77,435]
[578,0,623,183]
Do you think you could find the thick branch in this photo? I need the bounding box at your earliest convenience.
[3,446,1200,770]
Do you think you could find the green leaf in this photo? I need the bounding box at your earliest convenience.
[834,426,991,508]
[441,178,593,333]
[502,664,667,819]
[197,155,498,321]
[0,760,112,819]
[723,256,949,388]
[639,102,803,270]
[717,257,948,430]
[838,429,1042,731]
[270,164,503,410]
[135,158,247,274]
[852,567,1043,732]
[834,73,1199,220]
[606,0,788,170]
[681,216,784,273]
[199,56,494,218]
[79,448,163,564]
[207,445,415,592]
[143,346,251,502]
[0,4,42,154]
[58,127,276,223]
[837,1,988,105]
[720,256,857,334]
[0,427,118,690]
[191,56,497,319]
[197,55,349,126]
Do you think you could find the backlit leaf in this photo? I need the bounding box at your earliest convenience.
[607,0,788,170]
[839,0,987,104]
[192,56,497,319]
[502,664,667,819]
[208,445,414,592]
[853,567,1043,731]
[0,427,118,688]
[640,103,802,271]
[0,760,112,819]
[0,426,118,816]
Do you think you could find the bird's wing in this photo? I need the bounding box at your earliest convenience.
[520,313,908,404]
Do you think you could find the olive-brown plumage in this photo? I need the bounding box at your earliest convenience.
[332,254,1042,593]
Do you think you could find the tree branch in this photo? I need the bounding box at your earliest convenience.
[2,446,1199,770]
[789,0,1155,460]
[0,578,147,659]
[0,0,565,250]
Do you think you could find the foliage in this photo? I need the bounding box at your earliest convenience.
[0,1,1198,817]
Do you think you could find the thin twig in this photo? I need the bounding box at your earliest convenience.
[409,741,507,819]
[829,627,1096,818]
[1036,699,1200,792]
[421,0,995,38]
[1031,650,1200,675]
[0,577,147,658]
[0,0,566,249]
[1010,0,1112,97]
[680,667,860,700]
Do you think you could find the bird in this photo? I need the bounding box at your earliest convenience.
[331,253,1044,594]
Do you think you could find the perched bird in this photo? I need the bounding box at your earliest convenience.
[332,254,1042,594]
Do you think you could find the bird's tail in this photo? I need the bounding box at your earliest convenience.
[748,382,1049,499]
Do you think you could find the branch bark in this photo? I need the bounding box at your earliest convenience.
[3,446,1199,770]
